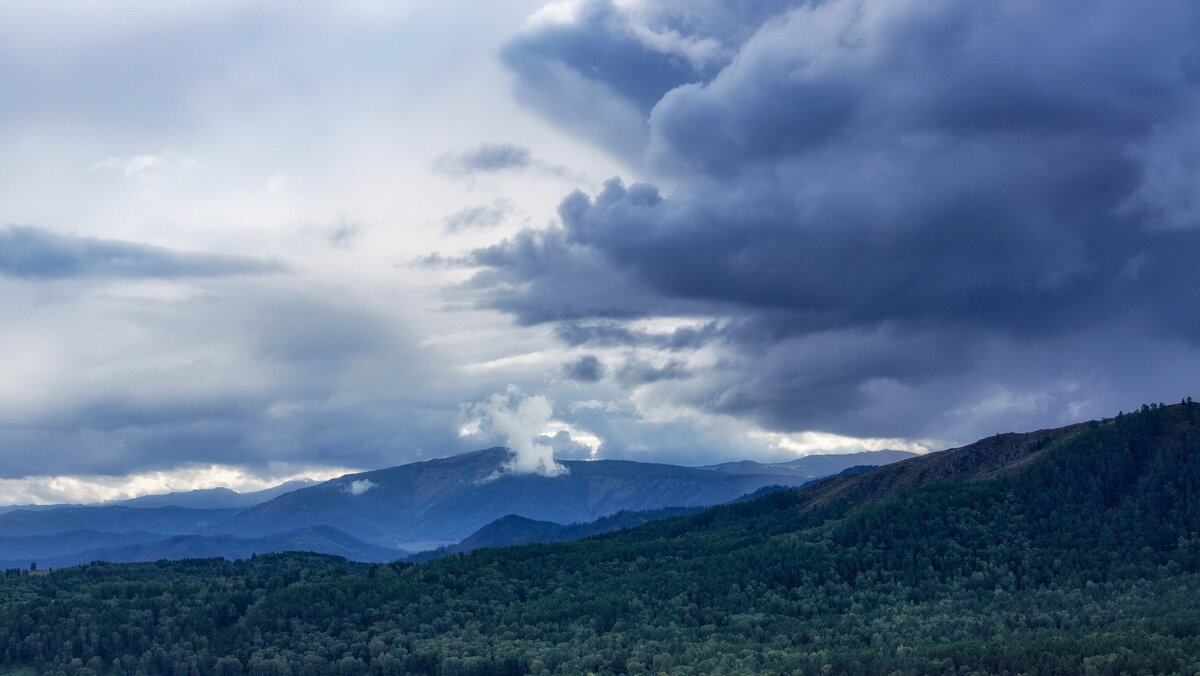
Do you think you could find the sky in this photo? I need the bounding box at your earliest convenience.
[1,0,1199,503]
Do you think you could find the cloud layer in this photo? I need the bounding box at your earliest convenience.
[470,0,1200,444]
[4,0,1200,501]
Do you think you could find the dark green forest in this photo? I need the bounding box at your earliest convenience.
[4,402,1200,675]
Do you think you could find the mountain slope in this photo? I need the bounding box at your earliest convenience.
[4,403,1200,675]
[0,505,242,538]
[792,417,1090,508]
[213,448,818,546]
[0,529,166,564]
[0,479,316,515]
[7,525,405,568]
[408,506,706,562]
[110,479,317,509]
[412,465,887,562]
[702,449,916,477]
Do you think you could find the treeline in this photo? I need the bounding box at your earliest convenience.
[1,402,1200,675]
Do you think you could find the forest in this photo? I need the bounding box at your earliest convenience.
[2,401,1200,675]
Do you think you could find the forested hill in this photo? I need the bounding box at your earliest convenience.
[4,402,1200,675]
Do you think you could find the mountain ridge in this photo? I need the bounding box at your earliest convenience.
[108,479,318,510]
[411,464,888,562]
[1,525,405,569]
[210,448,835,546]
[699,449,917,477]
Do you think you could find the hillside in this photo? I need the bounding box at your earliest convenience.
[6,525,405,569]
[3,402,1200,674]
[792,419,1090,508]
[0,505,242,538]
[408,506,706,563]
[413,466,885,562]
[701,449,916,477]
[212,448,819,547]
[0,529,166,565]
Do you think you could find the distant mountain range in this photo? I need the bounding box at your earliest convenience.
[0,529,168,564]
[0,448,916,567]
[0,478,317,515]
[409,464,887,563]
[700,450,916,477]
[109,479,318,509]
[0,525,403,570]
[213,447,902,547]
[0,505,241,538]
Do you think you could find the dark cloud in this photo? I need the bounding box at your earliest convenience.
[616,358,690,386]
[501,0,805,160]
[435,143,583,182]
[466,225,696,323]
[470,0,1200,444]
[554,320,722,350]
[436,144,533,175]
[0,225,283,280]
[443,200,516,234]
[504,2,704,114]
[562,354,606,382]
[555,320,642,347]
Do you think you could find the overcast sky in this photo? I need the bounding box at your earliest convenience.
[2,0,1198,502]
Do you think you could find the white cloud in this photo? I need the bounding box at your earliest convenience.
[0,463,353,506]
[461,386,570,476]
[345,479,377,495]
[749,430,931,457]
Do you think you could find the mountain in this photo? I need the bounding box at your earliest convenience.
[701,449,917,477]
[2,525,405,569]
[412,465,888,562]
[0,505,241,538]
[407,506,706,562]
[793,418,1090,508]
[0,529,166,565]
[109,479,317,509]
[0,450,905,564]
[211,447,822,546]
[5,402,1200,675]
[0,503,84,515]
[0,479,315,515]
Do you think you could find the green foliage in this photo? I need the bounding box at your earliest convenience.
[4,402,1200,674]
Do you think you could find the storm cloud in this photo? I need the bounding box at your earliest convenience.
[562,354,606,382]
[501,0,806,160]
[470,0,1200,444]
